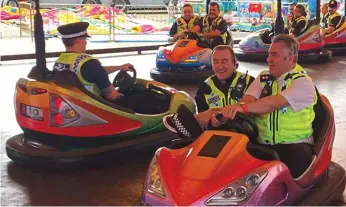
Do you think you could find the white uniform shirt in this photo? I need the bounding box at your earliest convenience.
[245,70,315,112]
[244,69,316,144]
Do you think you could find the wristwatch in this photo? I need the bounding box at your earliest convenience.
[239,102,248,115]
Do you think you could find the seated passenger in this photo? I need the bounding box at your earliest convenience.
[321,3,329,28]
[164,35,316,178]
[285,3,297,34]
[169,4,199,41]
[322,0,342,36]
[53,22,163,114]
[187,2,229,49]
[212,34,316,178]
[289,5,308,37]
[163,45,254,137]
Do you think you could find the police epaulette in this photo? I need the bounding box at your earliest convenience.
[260,74,275,82]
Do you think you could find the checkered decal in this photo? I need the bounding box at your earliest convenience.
[172,114,191,138]
[72,54,90,74]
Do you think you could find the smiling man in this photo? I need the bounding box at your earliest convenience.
[322,0,342,35]
[187,2,229,48]
[321,3,329,28]
[212,34,317,178]
[194,45,254,128]
[163,45,254,136]
[169,4,199,41]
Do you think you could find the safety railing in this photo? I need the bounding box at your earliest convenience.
[15,3,175,40]
[38,3,114,40]
[110,4,171,36]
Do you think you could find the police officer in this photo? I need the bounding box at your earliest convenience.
[187,2,229,49]
[162,45,254,134]
[321,3,329,28]
[322,0,341,35]
[213,34,317,178]
[53,22,132,102]
[285,3,297,33]
[194,45,254,128]
[169,4,199,41]
[289,5,308,37]
[53,22,161,113]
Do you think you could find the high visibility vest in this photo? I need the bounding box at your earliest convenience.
[327,12,341,27]
[204,71,252,108]
[290,16,307,35]
[176,16,198,34]
[202,15,228,43]
[53,53,101,96]
[255,64,317,145]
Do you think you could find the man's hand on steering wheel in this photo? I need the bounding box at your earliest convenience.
[211,104,244,127]
[120,63,134,71]
[222,104,244,120]
[211,106,259,143]
[211,110,226,127]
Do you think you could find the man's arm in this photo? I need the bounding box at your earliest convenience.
[246,94,289,115]
[290,20,306,37]
[286,14,293,29]
[81,59,121,102]
[195,83,212,113]
[221,76,315,119]
[169,22,178,37]
[247,76,315,114]
[201,19,227,38]
[186,18,202,33]
[103,63,133,74]
[241,94,257,103]
[324,16,341,34]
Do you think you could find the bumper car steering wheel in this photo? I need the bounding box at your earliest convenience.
[216,112,259,143]
[183,31,210,48]
[112,66,137,93]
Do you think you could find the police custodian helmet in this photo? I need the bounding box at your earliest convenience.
[57,22,91,39]
[328,0,338,9]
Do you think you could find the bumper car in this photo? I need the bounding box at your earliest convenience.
[234,21,332,63]
[142,91,346,205]
[151,31,233,83]
[324,15,346,55]
[6,67,196,166]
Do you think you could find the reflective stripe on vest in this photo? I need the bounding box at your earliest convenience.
[255,64,317,145]
[202,15,227,43]
[327,12,340,26]
[295,16,308,31]
[321,13,329,28]
[176,16,198,35]
[53,53,102,97]
[204,71,251,108]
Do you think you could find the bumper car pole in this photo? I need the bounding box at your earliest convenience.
[316,0,321,22]
[27,0,50,81]
[275,0,285,34]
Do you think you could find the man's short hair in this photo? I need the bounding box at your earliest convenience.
[209,2,220,11]
[272,34,299,62]
[212,45,237,65]
[183,3,193,10]
[328,0,338,9]
[62,38,75,47]
[295,4,307,17]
